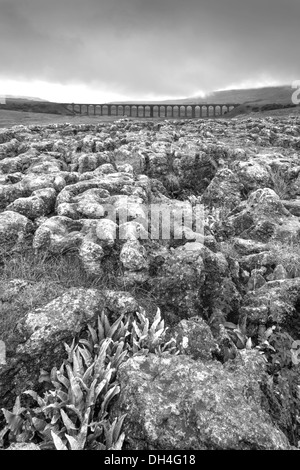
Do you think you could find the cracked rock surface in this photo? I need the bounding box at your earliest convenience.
[1,115,300,449]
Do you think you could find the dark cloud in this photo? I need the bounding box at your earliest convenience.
[0,0,299,99]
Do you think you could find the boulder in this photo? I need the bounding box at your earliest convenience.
[0,211,34,248]
[112,352,291,450]
[6,188,56,219]
[202,168,243,209]
[120,240,149,271]
[33,216,83,253]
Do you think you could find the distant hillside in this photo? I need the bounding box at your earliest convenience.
[178,85,294,105]
[0,85,297,116]
[111,85,294,106]
[3,95,47,102]
[0,97,74,115]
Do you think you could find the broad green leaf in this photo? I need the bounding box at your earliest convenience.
[51,430,68,450]
[76,377,89,393]
[2,409,24,434]
[141,317,150,337]
[88,324,98,346]
[113,340,125,356]
[65,434,82,450]
[64,339,76,362]
[132,321,142,339]
[108,314,124,340]
[103,365,115,385]
[12,396,24,415]
[150,308,162,333]
[56,370,70,390]
[109,432,125,450]
[100,385,120,414]
[72,349,83,378]
[97,316,105,342]
[78,345,92,368]
[82,362,95,386]
[65,363,75,383]
[60,409,77,432]
[110,349,127,369]
[112,414,126,443]
[265,326,276,339]
[103,419,114,449]
[102,313,111,336]
[32,417,47,432]
[152,328,164,342]
[76,408,91,449]
[136,309,146,322]
[70,376,84,409]
[94,378,108,402]
[50,366,58,383]
[224,321,237,330]
[114,321,126,342]
[79,338,93,353]
[233,329,246,347]
[86,379,96,407]
[0,425,9,446]
[94,339,112,377]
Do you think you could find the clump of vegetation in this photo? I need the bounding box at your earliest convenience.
[256,326,300,446]
[223,319,300,445]
[266,239,300,278]
[269,167,290,200]
[256,327,296,370]
[0,308,178,450]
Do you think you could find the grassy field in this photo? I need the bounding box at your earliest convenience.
[0,108,219,128]
[0,109,121,128]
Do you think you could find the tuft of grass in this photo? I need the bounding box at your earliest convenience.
[0,243,160,353]
[269,167,290,200]
[0,279,66,354]
[266,239,300,278]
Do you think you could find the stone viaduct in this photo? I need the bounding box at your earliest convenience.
[63,103,239,118]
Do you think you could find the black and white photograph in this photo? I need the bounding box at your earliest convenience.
[0,0,300,455]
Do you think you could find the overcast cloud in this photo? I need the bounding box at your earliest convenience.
[0,0,299,102]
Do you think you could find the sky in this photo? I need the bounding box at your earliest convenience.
[0,0,299,103]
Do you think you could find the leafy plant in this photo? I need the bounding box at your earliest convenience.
[256,326,296,371]
[224,321,252,350]
[1,307,178,450]
[266,239,300,278]
[128,308,179,356]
